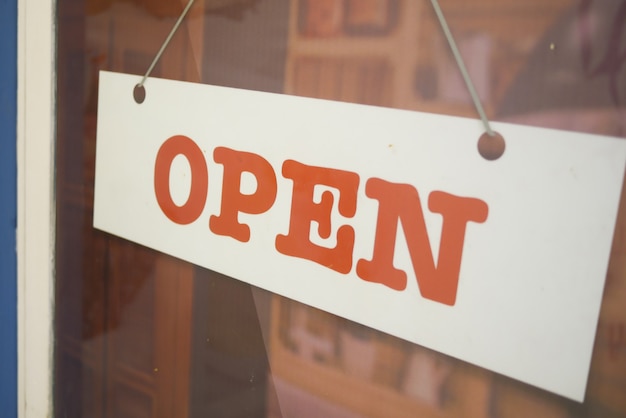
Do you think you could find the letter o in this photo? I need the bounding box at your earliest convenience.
[154,135,208,224]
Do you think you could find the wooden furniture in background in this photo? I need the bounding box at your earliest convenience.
[269,1,626,417]
[55,2,204,417]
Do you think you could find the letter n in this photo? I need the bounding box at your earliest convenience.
[356,178,488,306]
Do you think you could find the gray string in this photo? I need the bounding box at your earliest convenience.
[137,0,494,137]
[138,0,196,87]
[429,0,495,136]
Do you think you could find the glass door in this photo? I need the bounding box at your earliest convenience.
[54,0,626,417]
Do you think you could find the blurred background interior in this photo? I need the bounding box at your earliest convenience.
[54,0,625,417]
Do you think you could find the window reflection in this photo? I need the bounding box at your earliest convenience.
[55,0,626,417]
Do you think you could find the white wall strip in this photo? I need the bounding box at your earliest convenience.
[17,0,56,416]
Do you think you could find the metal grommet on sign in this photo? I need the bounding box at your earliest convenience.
[133,84,146,104]
[478,131,505,161]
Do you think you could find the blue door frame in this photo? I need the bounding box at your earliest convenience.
[0,0,18,415]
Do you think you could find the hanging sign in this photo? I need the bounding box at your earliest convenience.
[94,71,626,401]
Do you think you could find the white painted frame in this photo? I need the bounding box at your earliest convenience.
[17,0,56,416]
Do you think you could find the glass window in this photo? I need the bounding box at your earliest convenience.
[55,0,626,417]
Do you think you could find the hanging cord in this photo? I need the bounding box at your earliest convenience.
[429,0,495,137]
[137,0,196,88]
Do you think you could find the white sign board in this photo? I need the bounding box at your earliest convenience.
[94,71,626,401]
